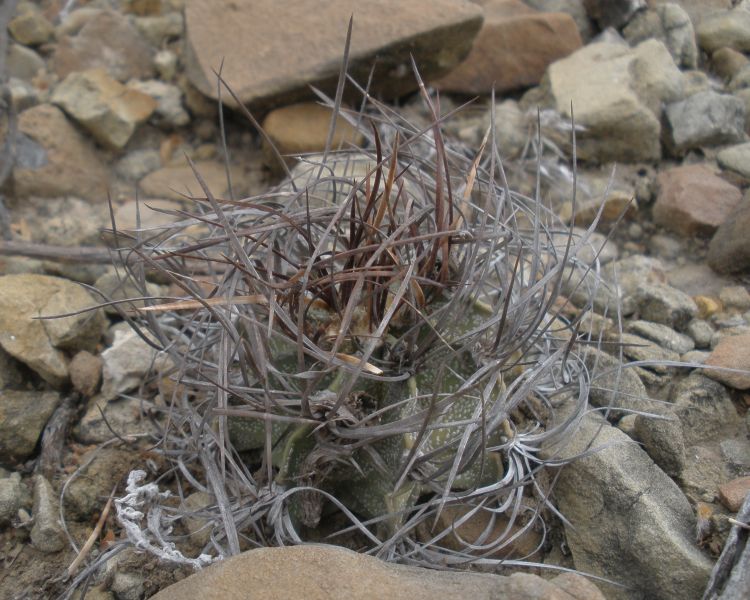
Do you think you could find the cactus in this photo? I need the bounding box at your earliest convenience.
[110,65,603,568]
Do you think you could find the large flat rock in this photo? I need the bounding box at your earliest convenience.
[183,0,483,107]
[151,544,606,600]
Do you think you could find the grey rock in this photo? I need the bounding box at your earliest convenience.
[583,347,653,416]
[14,104,111,201]
[554,228,619,266]
[93,270,167,317]
[717,142,750,179]
[604,255,666,298]
[697,7,750,53]
[30,475,66,553]
[704,493,750,600]
[524,0,594,40]
[0,391,59,464]
[686,319,715,349]
[634,409,685,477]
[680,443,732,502]
[0,347,25,390]
[0,274,106,387]
[544,40,683,163]
[111,572,145,600]
[719,285,750,310]
[114,149,161,181]
[8,2,54,45]
[708,200,750,275]
[153,49,178,81]
[663,91,746,155]
[720,438,750,473]
[616,332,680,373]
[541,409,713,600]
[182,491,215,549]
[583,0,646,29]
[127,79,190,128]
[648,233,683,260]
[150,544,607,600]
[100,327,172,401]
[8,78,39,113]
[7,43,46,81]
[0,473,23,525]
[681,350,711,365]
[670,373,741,446]
[634,283,698,330]
[561,265,619,314]
[76,395,159,445]
[133,12,184,46]
[626,320,695,353]
[63,448,141,518]
[623,3,698,68]
[51,69,157,150]
[52,10,154,82]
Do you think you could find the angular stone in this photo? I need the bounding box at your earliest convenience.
[544,40,682,162]
[697,8,750,53]
[100,328,172,401]
[626,320,694,354]
[634,409,685,477]
[524,0,593,41]
[582,347,652,416]
[0,274,106,387]
[654,164,743,237]
[69,351,102,398]
[663,91,746,155]
[435,0,582,94]
[7,43,46,81]
[708,199,750,275]
[30,475,66,553]
[712,47,748,80]
[0,391,59,464]
[717,142,750,179]
[634,283,697,331]
[541,410,713,600]
[615,332,680,374]
[8,3,54,46]
[703,332,750,390]
[13,104,110,201]
[583,0,646,29]
[261,103,364,169]
[671,373,741,445]
[52,10,154,82]
[63,448,142,518]
[139,161,244,201]
[126,80,189,128]
[183,0,483,107]
[0,474,23,525]
[150,545,607,600]
[638,4,697,67]
[52,68,157,150]
[76,395,159,444]
[133,12,184,46]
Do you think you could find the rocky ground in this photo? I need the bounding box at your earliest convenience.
[1,0,750,599]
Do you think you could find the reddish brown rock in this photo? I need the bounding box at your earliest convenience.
[69,351,103,398]
[718,476,750,512]
[435,0,582,94]
[13,104,110,201]
[703,333,750,390]
[653,164,742,237]
[52,10,154,82]
[708,198,750,275]
[150,545,606,600]
[183,0,483,107]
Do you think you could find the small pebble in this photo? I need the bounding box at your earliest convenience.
[30,475,66,553]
